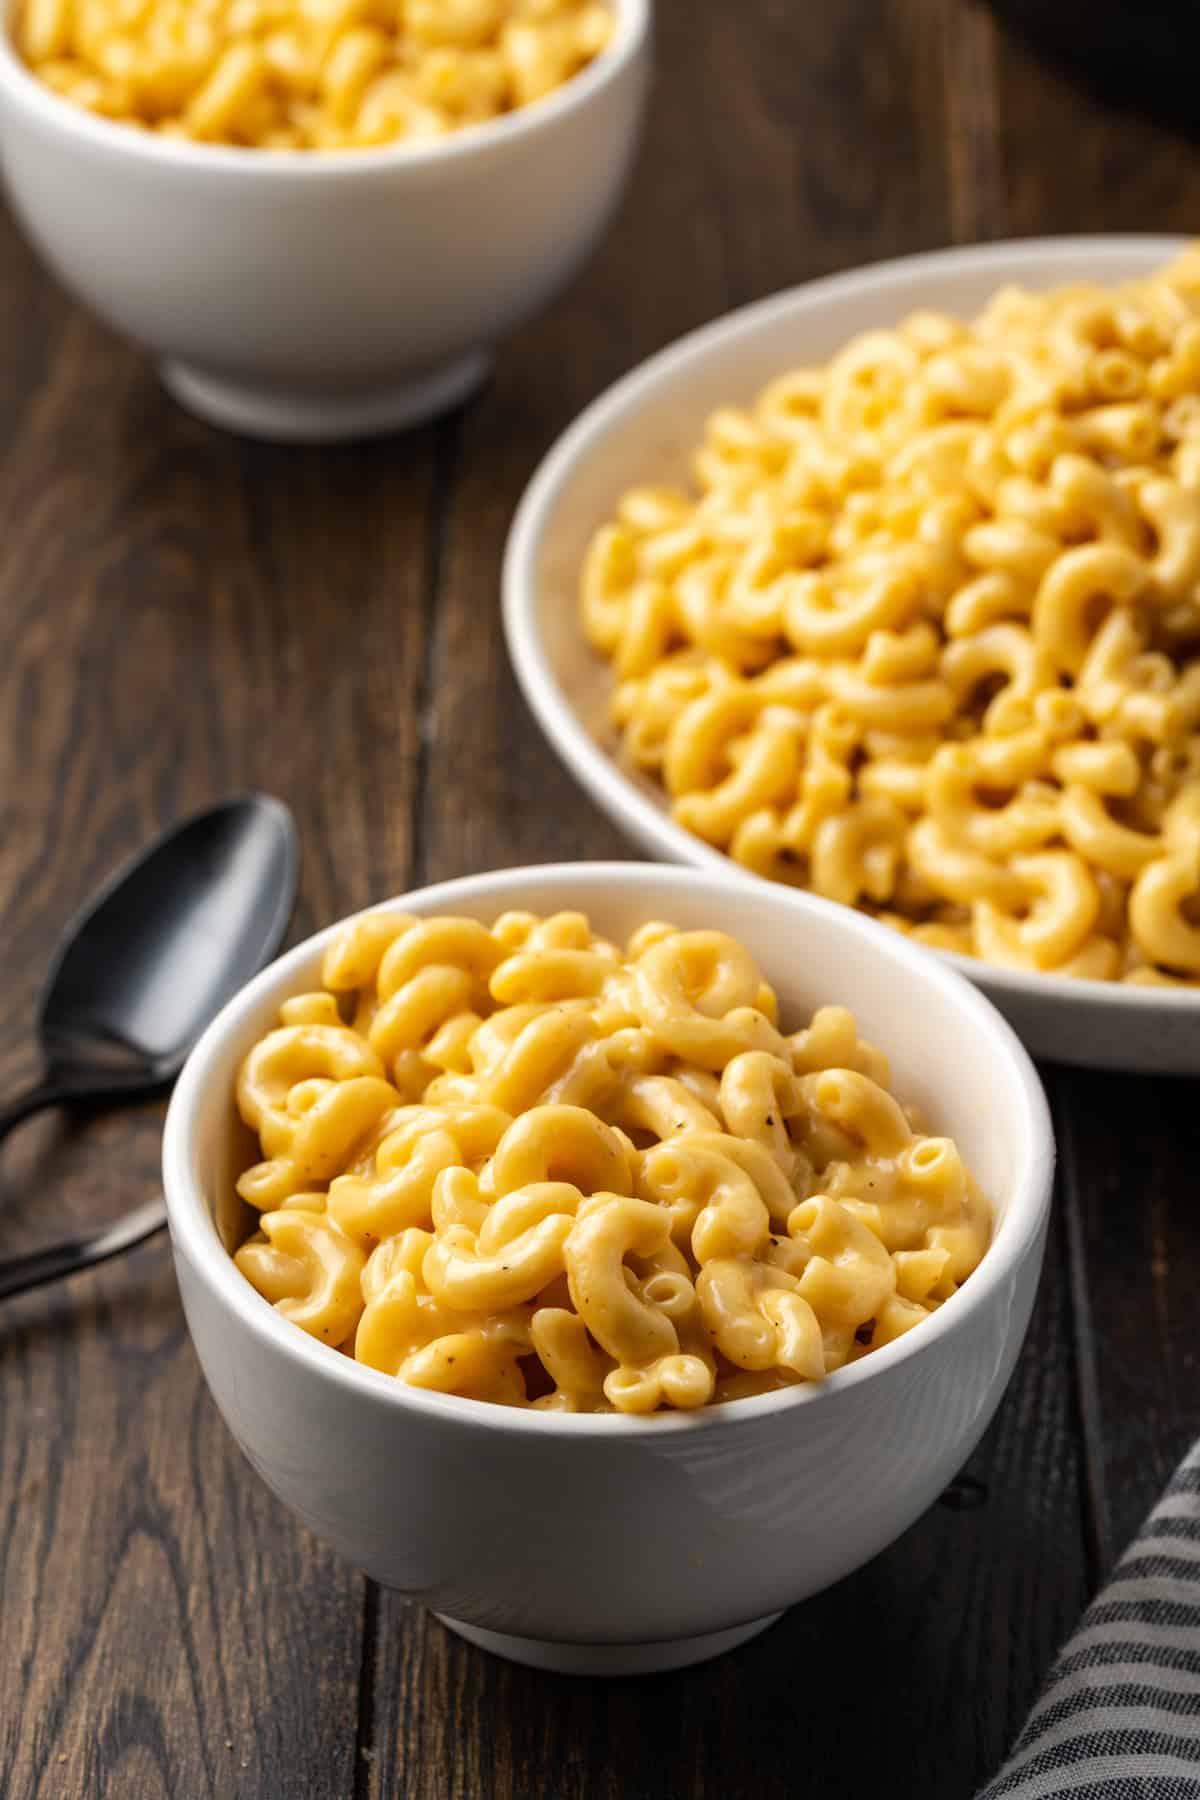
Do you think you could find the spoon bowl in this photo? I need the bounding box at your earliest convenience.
[0,793,298,1302]
[40,795,299,1092]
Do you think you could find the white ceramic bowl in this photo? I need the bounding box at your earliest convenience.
[163,861,1053,1675]
[503,236,1200,1074]
[0,0,649,442]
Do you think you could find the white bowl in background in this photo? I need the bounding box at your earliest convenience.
[0,0,650,442]
[503,236,1200,1075]
[163,861,1053,1675]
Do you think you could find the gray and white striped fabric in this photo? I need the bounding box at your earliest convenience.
[977,1439,1200,1798]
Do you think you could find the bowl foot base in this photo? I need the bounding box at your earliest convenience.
[433,1611,783,1675]
[160,350,492,443]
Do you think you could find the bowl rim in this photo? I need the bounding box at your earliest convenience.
[163,860,1055,1439]
[0,0,648,176]
[501,231,1200,1017]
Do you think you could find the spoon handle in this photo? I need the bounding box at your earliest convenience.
[0,1075,73,1146]
[0,1199,167,1302]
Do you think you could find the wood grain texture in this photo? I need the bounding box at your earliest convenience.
[1055,1069,1200,1575]
[0,0,1196,1794]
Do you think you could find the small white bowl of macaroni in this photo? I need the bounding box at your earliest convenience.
[504,236,1200,1072]
[0,0,649,440]
[163,861,1053,1675]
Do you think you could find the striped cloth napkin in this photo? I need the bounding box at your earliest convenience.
[977,1440,1200,1798]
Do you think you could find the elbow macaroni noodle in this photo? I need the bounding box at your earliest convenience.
[17,0,612,149]
[232,907,991,1413]
[581,251,1200,984]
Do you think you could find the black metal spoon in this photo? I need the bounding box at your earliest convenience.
[0,795,298,1301]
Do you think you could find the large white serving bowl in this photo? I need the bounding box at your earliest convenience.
[0,0,649,442]
[163,861,1053,1676]
[503,235,1200,1074]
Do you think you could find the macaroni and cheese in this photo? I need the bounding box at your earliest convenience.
[17,0,612,149]
[231,907,991,1413]
[581,250,1200,984]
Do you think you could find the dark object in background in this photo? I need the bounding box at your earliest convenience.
[987,0,1200,130]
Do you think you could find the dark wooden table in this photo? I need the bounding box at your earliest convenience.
[2,3,1199,1794]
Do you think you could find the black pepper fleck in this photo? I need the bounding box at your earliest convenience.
[854,1320,876,1346]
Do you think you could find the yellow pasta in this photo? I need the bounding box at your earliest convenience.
[582,249,1200,984]
[231,907,991,1413]
[16,0,612,149]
